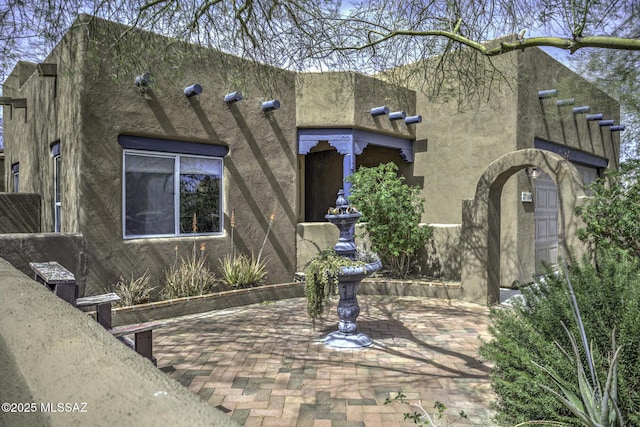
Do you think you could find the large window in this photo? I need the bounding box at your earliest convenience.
[123,151,223,238]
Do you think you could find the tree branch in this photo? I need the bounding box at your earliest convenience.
[338,28,640,56]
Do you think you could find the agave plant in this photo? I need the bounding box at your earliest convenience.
[163,251,217,299]
[219,253,267,288]
[112,270,155,306]
[535,326,624,427]
[532,263,625,427]
[218,211,273,288]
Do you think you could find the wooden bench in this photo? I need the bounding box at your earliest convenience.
[109,321,166,366]
[29,261,164,365]
[29,261,78,305]
[76,292,121,329]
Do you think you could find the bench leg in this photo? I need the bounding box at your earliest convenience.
[96,303,113,329]
[55,284,78,305]
[135,330,156,366]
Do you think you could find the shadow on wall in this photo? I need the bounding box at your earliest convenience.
[0,233,87,293]
[0,193,41,233]
[419,224,462,281]
[226,106,295,274]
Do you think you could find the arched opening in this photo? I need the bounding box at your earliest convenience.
[460,149,588,305]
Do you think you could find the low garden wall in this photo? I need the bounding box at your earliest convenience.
[112,279,462,326]
[0,258,237,427]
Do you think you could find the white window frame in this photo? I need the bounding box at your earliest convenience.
[122,149,224,239]
[54,154,61,232]
[12,163,19,192]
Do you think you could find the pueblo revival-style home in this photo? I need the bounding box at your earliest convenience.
[0,15,621,304]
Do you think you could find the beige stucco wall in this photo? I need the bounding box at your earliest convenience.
[509,48,620,285]
[406,47,619,287]
[81,21,301,295]
[410,53,520,225]
[296,72,416,138]
[2,30,85,235]
[516,48,620,160]
[0,233,86,292]
[0,193,41,232]
[3,16,302,295]
[405,52,521,286]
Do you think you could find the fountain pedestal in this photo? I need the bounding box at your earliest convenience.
[323,190,381,348]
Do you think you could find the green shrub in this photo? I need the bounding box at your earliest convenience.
[219,253,268,288]
[163,250,218,299]
[480,249,640,426]
[576,159,640,258]
[346,162,432,278]
[112,270,155,306]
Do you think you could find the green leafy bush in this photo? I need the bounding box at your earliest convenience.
[576,159,640,258]
[346,162,432,278]
[219,253,268,288]
[480,250,640,426]
[112,270,156,306]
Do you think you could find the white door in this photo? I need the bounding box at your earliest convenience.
[534,173,558,274]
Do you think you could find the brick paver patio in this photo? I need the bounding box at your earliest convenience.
[154,296,496,426]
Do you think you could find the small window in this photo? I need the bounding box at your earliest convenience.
[11,163,19,192]
[123,150,223,238]
[52,143,61,232]
[53,154,62,233]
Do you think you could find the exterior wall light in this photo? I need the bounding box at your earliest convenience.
[135,72,152,87]
[404,115,422,125]
[537,89,557,99]
[599,120,615,127]
[261,100,280,111]
[586,113,603,121]
[572,106,590,114]
[370,106,389,116]
[610,125,625,132]
[526,167,542,179]
[556,98,575,107]
[184,84,202,97]
[224,91,243,103]
[389,111,406,121]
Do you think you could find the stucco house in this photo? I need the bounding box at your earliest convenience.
[0,15,621,304]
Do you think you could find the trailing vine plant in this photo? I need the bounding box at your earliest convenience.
[304,248,363,325]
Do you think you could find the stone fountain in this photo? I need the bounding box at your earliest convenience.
[323,190,382,348]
